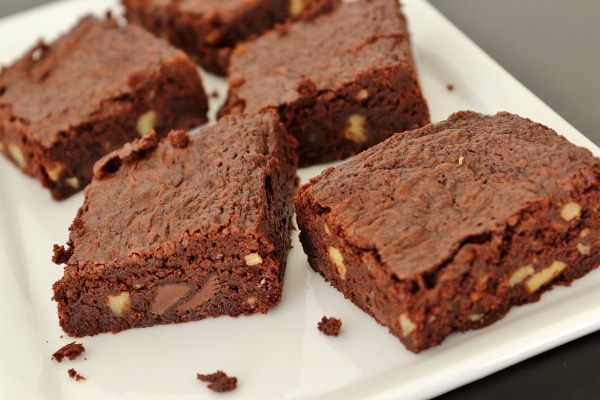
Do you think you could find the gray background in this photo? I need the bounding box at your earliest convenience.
[429,0,599,145]
[1,1,599,399]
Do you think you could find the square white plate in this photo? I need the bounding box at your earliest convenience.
[1,1,599,399]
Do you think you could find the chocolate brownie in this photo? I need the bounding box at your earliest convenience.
[294,111,600,353]
[52,111,298,336]
[122,0,340,75]
[219,0,429,167]
[0,15,209,200]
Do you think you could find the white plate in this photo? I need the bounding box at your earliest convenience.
[1,1,599,399]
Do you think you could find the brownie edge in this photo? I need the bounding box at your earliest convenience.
[0,15,209,199]
[52,111,298,337]
[122,0,341,75]
[294,111,600,352]
[219,0,429,166]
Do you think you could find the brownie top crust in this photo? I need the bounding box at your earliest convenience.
[228,0,413,114]
[301,111,600,277]
[67,111,292,264]
[0,15,191,146]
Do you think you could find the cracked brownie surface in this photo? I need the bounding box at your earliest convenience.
[295,111,600,352]
[53,111,298,337]
[220,0,429,166]
[0,15,208,199]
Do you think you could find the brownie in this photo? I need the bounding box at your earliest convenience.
[219,0,430,167]
[122,0,340,75]
[52,111,298,337]
[294,111,600,353]
[0,15,209,200]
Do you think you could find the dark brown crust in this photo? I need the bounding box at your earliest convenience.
[122,0,340,75]
[219,0,429,166]
[0,15,208,200]
[295,111,600,352]
[52,111,298,337]
[197,370,237,392]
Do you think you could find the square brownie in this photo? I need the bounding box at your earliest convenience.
[219,0,430,167]
[52,111,298,337]
[0,15,209,200]
[122,0,340,75]
[294,111,600,352]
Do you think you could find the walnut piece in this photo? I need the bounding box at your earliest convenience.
[327,246,346,279]
[45,161,64,182]
[8,143,26,169]
[508,265,534,287]
[107,292,131,316]
[526,261,566,293]
[399,313,416,337]
[244,253,263,266]
[355,89,369,101]
[560,202,581,222]
[289,0,306,18]
[65,177,79,189]
[344,114,367,143]
[577,243,591,255]
[136,110,157,136]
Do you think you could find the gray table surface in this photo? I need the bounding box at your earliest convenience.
[1,1,599,399]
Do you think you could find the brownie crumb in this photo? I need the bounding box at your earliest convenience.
[67,368,86,381]
[318,316,342,336]
[51,342,85,362]
[167,129,190,148]
[52,244,73,264]
[446,83,455,91]
[92,131,159,180]
[197,370,237,392]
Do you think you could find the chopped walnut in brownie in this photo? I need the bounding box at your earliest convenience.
[318,316,342,336]
[51,341,85,362]
[197,370,237,392]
